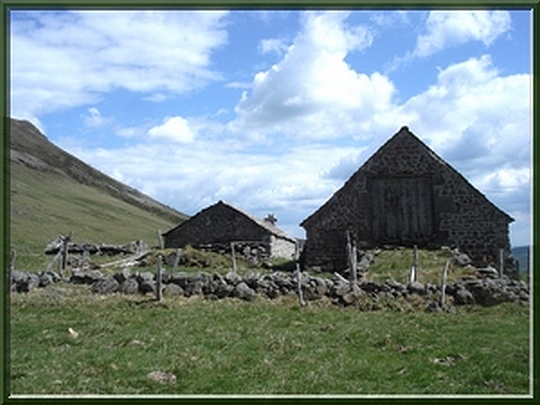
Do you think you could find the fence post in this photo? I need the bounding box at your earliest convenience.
[439,259,450,307]
[231,242,238,274]
[156,254,163,302]
[346,230,358,289]
[295,243,305,307]
[172,248,181,273]
[60,232,72,272]
[409,245,418,283]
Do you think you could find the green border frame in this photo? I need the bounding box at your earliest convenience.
[1,2,538,403]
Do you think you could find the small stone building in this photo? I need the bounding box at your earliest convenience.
[163,200,297,260]
[301,126,514,271]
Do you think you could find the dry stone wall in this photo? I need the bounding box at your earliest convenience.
[10,268,529,309]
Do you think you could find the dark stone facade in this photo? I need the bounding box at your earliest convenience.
[301,127,514,271]
[163,201,297,260]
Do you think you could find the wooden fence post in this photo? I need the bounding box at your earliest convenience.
[439,259,450,307]
[409,245,418,283]
[295,242,305,307]
[60,232,72,272]
[231,242,238,274]
[156,254,163,302]
[172,248,181,273]
[346,230,358,289]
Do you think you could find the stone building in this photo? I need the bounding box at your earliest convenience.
[300,126,514,272]
[163,200,297,260]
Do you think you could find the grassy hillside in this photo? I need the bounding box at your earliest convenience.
[9,118,188,254]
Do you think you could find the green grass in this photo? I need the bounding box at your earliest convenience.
[9,284,530,396]
[10,163,182,254]
[363,247,475,285]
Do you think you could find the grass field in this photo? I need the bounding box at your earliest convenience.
[9,283,531,397]
[10,163,183,254]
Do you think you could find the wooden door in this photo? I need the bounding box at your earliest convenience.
[371,177,434,245]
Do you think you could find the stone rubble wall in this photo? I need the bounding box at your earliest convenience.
[302,129,513,272]
[10,268,529,310]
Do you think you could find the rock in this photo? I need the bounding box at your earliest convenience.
[215,283,235,299]
[332,281,351,298]
[225,271,242,286]
[92,276,120,294]
[233,282,255,301]
[147,371,176,384]
[475,265,499,278]
[425,301,441,312]
[454,252,472,266]
[119,278,140,294]
[452,286,475,305]
[72,269,104,284]
[242,272,261,289]
[11,270,29,284]
[407,281,425,296]
[184,278,204,297]
[163,283,184,296]
[169,272,189,288]
[39,270,61,287]
[136,272,154,283]
[17,273,40,293]
[113,268,131,284]
[139,280,156,295]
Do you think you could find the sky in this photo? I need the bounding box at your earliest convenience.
[10,9,532,247]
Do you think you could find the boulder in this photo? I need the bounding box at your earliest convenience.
[163,283,184,296]
[113,268,132,284]
[92,276,120,294]
[139,279,156,295]
[452,286,475,305]
[119,278,140,294]
[11,270,29,285]
[215,283,235,299]
[169,272,189,288]
[407,281,425,296]
[233,282,255,301]
[225,271,242,286]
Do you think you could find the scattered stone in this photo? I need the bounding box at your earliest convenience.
[147,371,177,384]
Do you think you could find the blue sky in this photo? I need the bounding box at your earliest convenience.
[10,9,532,247]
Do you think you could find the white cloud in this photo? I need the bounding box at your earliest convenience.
[395,55,531,162]
[148,116,196,143]
[10,10,228,118]
[258,38,289,55]
[230,11,385,140]
[413,10,511,57]
[83,107,112,128]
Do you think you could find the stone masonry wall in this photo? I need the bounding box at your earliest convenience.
[302,128,513,272]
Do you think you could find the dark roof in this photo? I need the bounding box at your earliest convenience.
[164,200,296,242]
[301,126,513,227]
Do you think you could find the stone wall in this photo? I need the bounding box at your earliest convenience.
[10,268,529,309]
[301,128,513,272]
[164,202,296,260]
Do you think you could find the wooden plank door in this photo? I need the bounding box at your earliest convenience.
[371,177,434,244]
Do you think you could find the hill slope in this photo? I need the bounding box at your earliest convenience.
[9,118,188,252]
